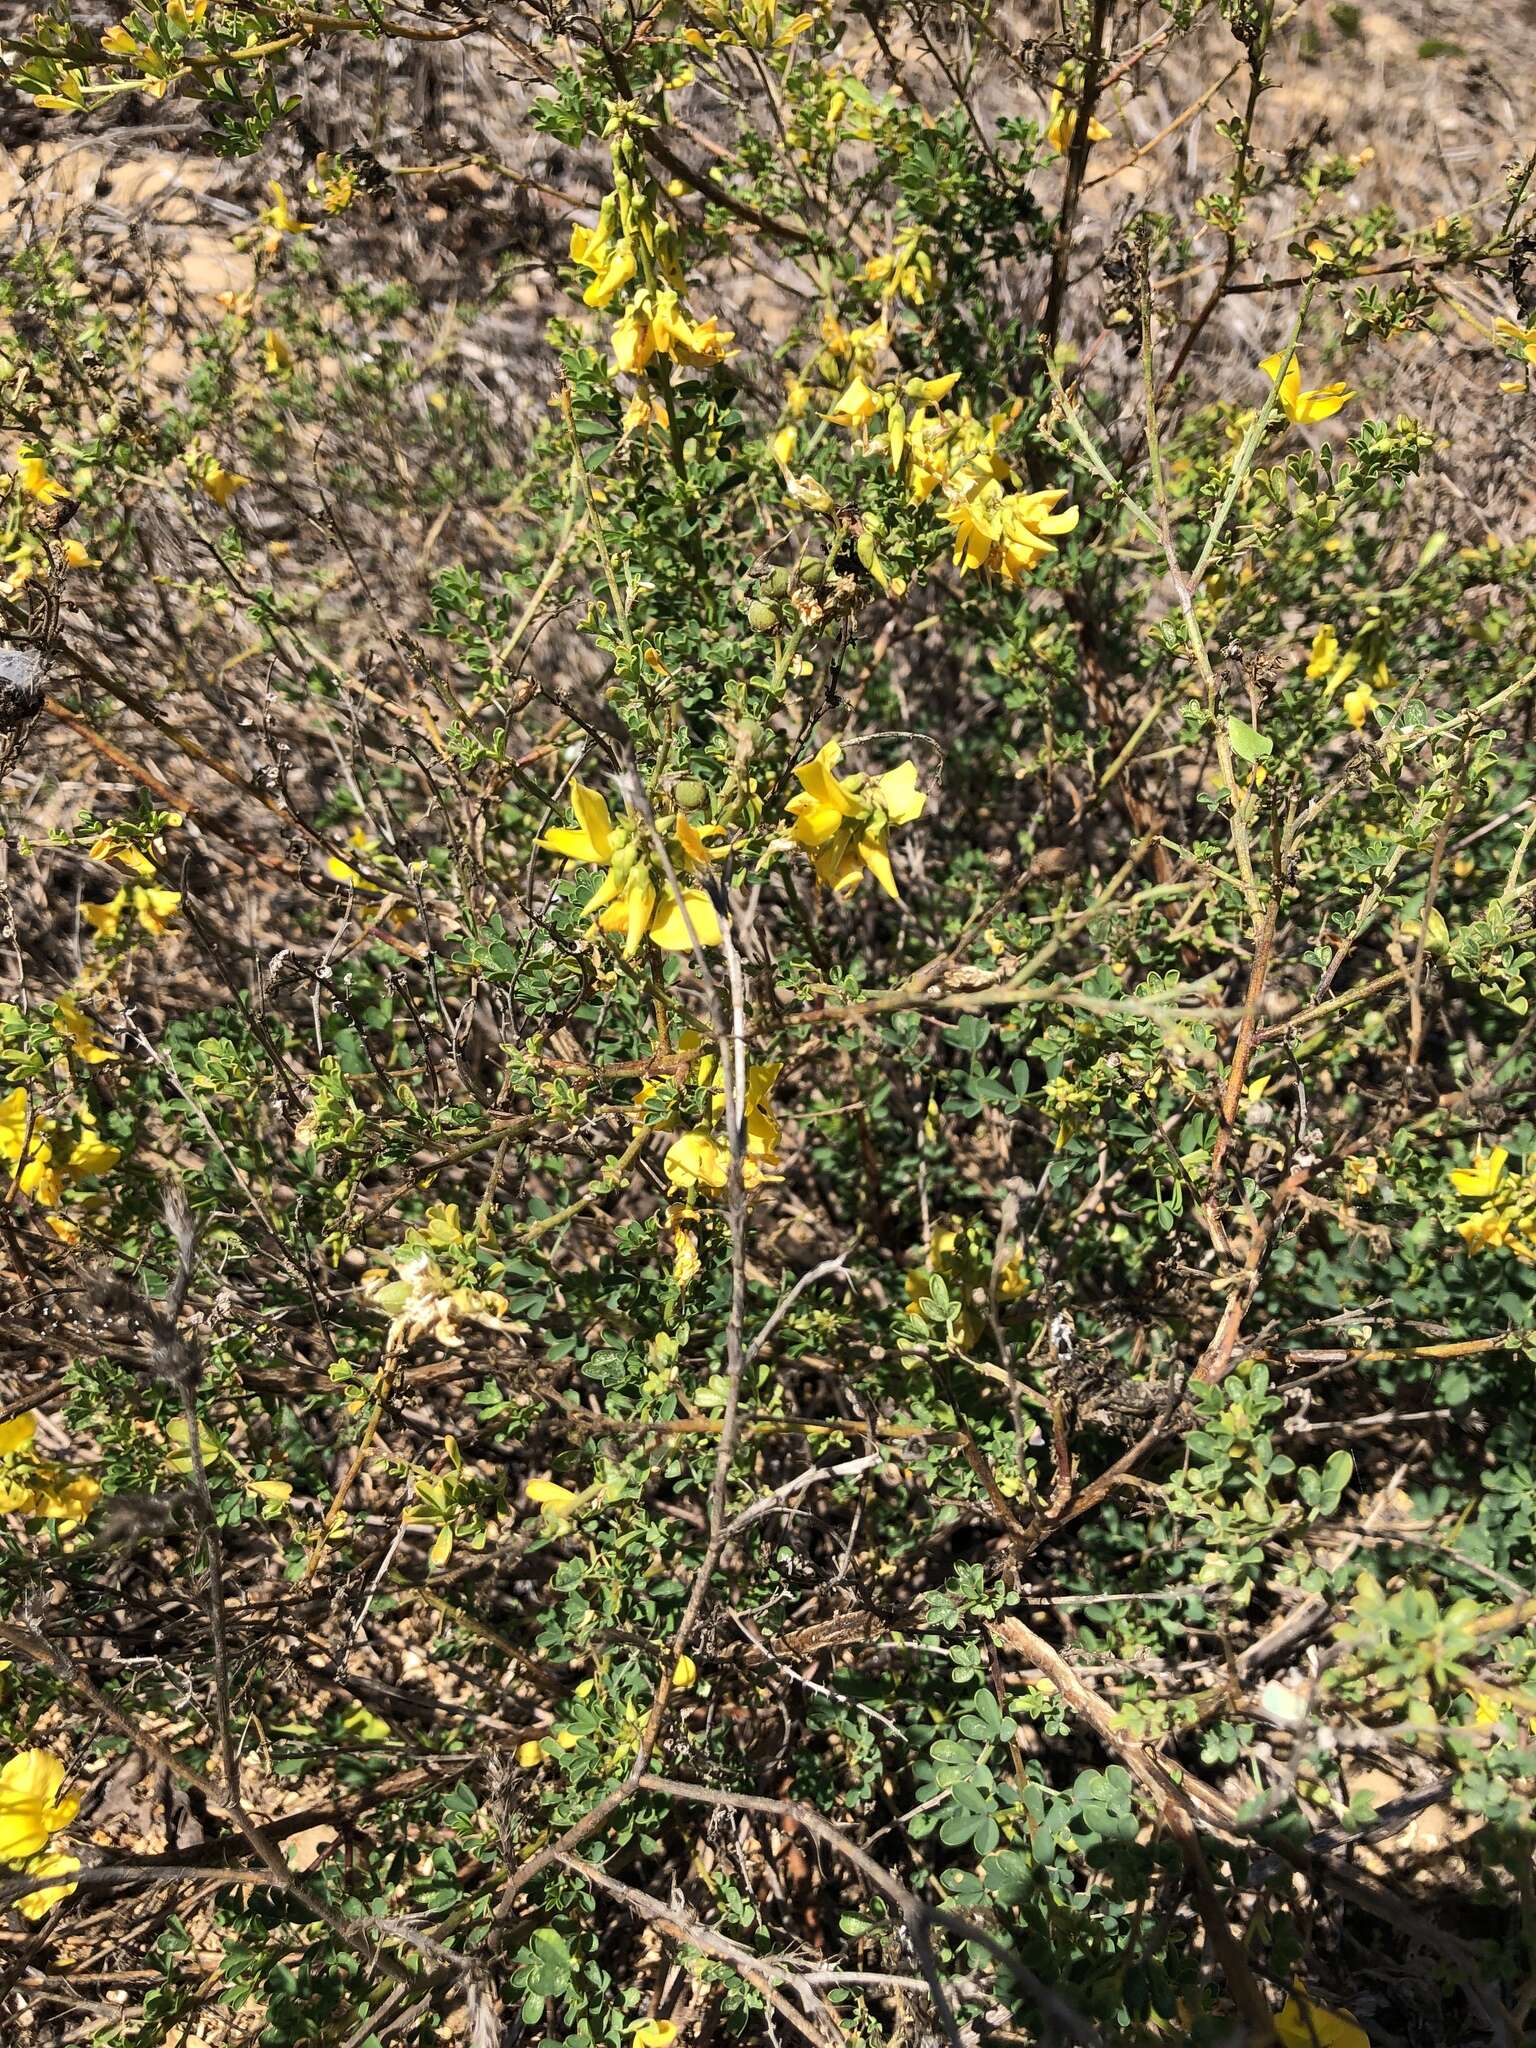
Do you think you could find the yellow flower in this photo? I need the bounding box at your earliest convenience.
[826,375,881,429]
[0,1089,61,1205]
[67,1122,121,1179]
[996,487,1079,582]
[257,180,312,255]
[16,451,68,504]
[326,825,381,890]
[570,210,636,309]
[942,477,1004,572]
[1492,316,1536,366]
[132,886,181,935]
[0,1751,78,1867]
[940,477,1078,583]
[526,1478,580,1518]
[662,1130,729,1192]
[1305,625,1339,679]
[0,1414,37,1457]
[671,1654,698,1690]
[1260,350,1354,424]
[658,1041,782,1196]
[540,781,724,956]
[516,1738,544,1767]
[28,1470,100,1522]
[88,828,157,879]
[649,288,736,368]
[12,1846,80,1920]
[612,302,656,375]
[633,2023,679,2048]
[53,995,117,1065]
[1274,1989,1369,2048]
[1342,1155,1379,1198]
[0,1748,80,1917]
[1450,1146,1509,1200]
[62,538,99,569]
[201,460,249,509]
[1046,71,1111,154]
[670,1213,701,1288]
[1342,679,1376,729]
[785,739,925,900]
[82,891,126,940]
[262,328,294,374]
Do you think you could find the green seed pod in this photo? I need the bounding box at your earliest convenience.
[672,777,708,813]
[797,559,828,588]
[746,598,780,633]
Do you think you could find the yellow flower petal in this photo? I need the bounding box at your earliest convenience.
[14,1847,78,1920]
[1450,1147,1509,1199]
[664,1131,729,1192]
[1274,1990,1370,2048]
[0,1414,36,1459]
[648,886,721,952]
[0,1751,74,1865]
[857,828,900,900]
[526,1479,580,1518]
[872,759,925,826]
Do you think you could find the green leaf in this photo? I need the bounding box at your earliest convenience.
[1226,715,1273,764]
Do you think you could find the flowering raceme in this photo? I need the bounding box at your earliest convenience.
[1,1086,122,1239]
[568,136,735,379]
[611,289,735,376]
[82,885,182,939]
[822,372,1079,586]
[541,781,726,955]
[785,739,925,899]
[638,1034,782,1195]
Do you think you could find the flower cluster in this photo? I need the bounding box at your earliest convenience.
[905,1220,1028,1350]
[0,1750,80,1919]
[783,739,925,899]
[540,782,725,955]
[1,1086,121,1241]
[1305,624,1388,730]
[1449,1146,1536,1261]
[637,1033,782,1197]
[0,1413,101,1525]
[360,1207,513,1351]
[825,371,1080,586]
[570,131,734,379]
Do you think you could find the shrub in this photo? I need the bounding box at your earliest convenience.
[2,3,1535,2043]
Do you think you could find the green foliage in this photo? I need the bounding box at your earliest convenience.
[1,2,1535,2044]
